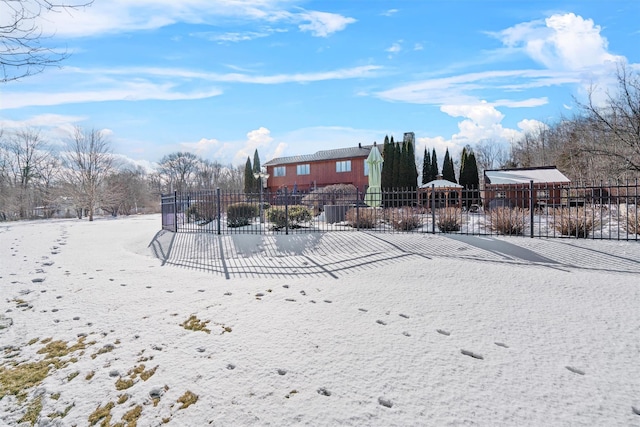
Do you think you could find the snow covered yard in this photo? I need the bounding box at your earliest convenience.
[1,214,639,426]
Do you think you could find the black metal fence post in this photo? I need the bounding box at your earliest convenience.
[173,191,178,233]
[356,189,360,231]
[216,188,221,235]
[431,183,436,234]
[529,180,534,238]
[285,187,289,235]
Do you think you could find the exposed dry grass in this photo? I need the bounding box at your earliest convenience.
[181,315,211,334]
[387,208,423,231]
[177,390,199,409]
[18,395,42,425]
[621,205,640,235]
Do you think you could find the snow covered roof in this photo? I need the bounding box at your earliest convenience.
[484,167,570,185]
[419,179,463,189]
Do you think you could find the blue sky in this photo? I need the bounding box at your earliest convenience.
[1,0,639,170]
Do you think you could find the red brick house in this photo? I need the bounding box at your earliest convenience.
[484,166,571,209]
[263,143,383,194]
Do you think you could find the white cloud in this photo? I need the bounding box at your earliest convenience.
[298,11,356,37]
[39,2,356,38]
[180,138,222,155]
[414,43,424,51]
[494,13,623,71]
[233,127,275,165]
[381,9,398,17]
[386,41,402,55]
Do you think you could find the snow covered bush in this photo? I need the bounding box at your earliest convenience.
[436,208,461,232]
[345,207,377,228]
[489,207,527,236]
[226,203,257,227]
[553,207,598,238]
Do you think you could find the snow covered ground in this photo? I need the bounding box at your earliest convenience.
[1,214,639,426]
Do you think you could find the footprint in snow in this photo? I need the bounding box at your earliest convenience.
[399,313,409,319]
[436,329,450,336]
[323,300,332,304]
[277,369,287,376]
[378,397,393,408]
[376,320,387,326]
[461,349,483,360]
[317,388,331,397]
[495,342,509,348]
[565,366,585,375]
[358,308,368,312]
[285,298,296,302]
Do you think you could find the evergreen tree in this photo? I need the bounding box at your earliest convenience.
[442,148,457,183]
[252,149,261,192]
[430,149,439,181]
[403,138,418,189]
[392,139,401,189]
[459,146,469,188]
[422,148,431,185]
[381,135,393,189]
[243,156,255,194]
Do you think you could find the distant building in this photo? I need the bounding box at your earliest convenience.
[484,166,571,209]
[263,143,384,194]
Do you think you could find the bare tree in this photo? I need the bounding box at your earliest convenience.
[157,151,201,193]
[577,63,640,175]
[1,0,93,82]
[474,139,509,173]
[2,128,51,218]
[62,126,113,221]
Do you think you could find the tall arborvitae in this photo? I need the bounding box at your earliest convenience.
[430,148,439,181]
[442,148,457,183]
[402,138,418,189]
[252,149,261,192]
[392,138,401,188]
[381,135,393,189]
[459,146,469,188]
[466,150,480,189]
[422,148,431,185]
[244,156,255,194]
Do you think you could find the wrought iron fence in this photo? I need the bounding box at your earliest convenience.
[160,180,640,240]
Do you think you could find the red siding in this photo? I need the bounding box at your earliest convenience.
[266,157,369,193]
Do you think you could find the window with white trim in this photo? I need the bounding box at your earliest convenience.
[336,160,351,173]
[296,164,310,175]
[273,166,286,177]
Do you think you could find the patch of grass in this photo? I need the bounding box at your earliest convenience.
[121,405,142,426]
[222,326,232,334]
[115,378,134,390]
[37,337,90,359]
[48,403,74,419]
[140,366,158,381]
[0,361,53,400]
[86,371,95,380]
[51,392,61,400]
[18,395,42,426]
[88,401,114,426]
[91,343,115,359]
[117,394,129,405]
[181,315,211,334]
[177,390,198,409]
[67,371,79,381]
[27,338,39,346]
[162,417,171,424]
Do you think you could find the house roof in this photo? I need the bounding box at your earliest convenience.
[484,166,570,185]
[264,144,382,167]
[419,179,463,189]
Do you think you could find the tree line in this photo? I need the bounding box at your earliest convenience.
[0,128,244,221]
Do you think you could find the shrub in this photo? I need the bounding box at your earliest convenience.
[489,207,527,236]
[621,205,640,235]
[267,205,313,229]
[186,200,216,223]
[301,184,357,214]
[227,202,257,227]
[345,207,378,228]
[387,208,422,231]
[553,207,598,238]
[436,208,461,232]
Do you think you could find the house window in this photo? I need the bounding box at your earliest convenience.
[336,160,351,173]
[364,159,369,176]
[297,164,310,175]
[496,191,506,199]
[536,190,549,199]
[273,166,286,177]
